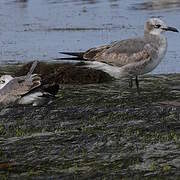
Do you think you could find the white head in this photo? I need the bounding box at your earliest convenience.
[0,75,14,89]
[145,18,178,35]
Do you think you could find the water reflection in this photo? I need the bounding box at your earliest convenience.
[47,0,120,5]
[15,0,28,2]
[131,0,180,11]
[7,0,28,8]
[47,0,99,5]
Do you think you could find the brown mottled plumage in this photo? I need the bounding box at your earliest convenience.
[60,18,178,77]
[0,61,41,105]
[60,18,178,93]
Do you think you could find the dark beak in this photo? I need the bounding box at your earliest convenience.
[163,26,179,32]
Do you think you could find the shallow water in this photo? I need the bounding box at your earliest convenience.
[0,0,180,74]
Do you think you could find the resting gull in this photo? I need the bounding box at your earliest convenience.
[0,61,59,106]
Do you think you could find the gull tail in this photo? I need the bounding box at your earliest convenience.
[58,51,85,60]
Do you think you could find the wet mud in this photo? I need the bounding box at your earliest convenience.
[0,64,180,179]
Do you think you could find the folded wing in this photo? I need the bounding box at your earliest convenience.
[83,38,156,66]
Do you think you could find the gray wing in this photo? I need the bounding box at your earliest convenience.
[0,60,39,105]
[83,38,155,66]
[0,75,41,104]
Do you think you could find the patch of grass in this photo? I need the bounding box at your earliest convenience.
[149,161,158,171]
[0,124,6,136]
[15,127,26,137]
[162,164,171,172]
[0,175,8,180]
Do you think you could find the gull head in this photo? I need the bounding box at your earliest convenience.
[145,18,178,35]
[0,75,13,89]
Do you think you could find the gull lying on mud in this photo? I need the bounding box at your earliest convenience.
[60,18,178,93]
[0,61,59,106]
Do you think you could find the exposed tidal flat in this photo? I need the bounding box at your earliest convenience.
[0,64,180,179]
[1,0,180,179]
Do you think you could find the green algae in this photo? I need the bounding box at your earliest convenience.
[0,65,180,179]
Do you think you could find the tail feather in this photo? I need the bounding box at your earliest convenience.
[54,57,83,61]
[59,52,85,59]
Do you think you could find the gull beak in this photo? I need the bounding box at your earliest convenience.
[163,26,179,32]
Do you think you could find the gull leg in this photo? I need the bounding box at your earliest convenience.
[129,77,133,88]
[135,76,140,94]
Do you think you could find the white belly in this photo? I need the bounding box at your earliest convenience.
[140,38,167,75]
[85,61,123,78]
[18,92,43,106]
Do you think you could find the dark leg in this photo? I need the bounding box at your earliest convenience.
[129,77,133,88]
[135,76,140,94]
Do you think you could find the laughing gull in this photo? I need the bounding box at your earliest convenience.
[60,18,178,93]
[0,61,59,106]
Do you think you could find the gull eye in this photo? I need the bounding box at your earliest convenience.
[155,24,161,28]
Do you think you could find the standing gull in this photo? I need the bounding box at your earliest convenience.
[60,18,178,92]
[0,61,59,106]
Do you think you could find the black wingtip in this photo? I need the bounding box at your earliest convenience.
[43,84,60,96]
[59,51,85,58]
[54,57,84,61]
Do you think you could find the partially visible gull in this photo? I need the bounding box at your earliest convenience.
[0,61,59,106]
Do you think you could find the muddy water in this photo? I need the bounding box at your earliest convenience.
[0,0,180,74]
